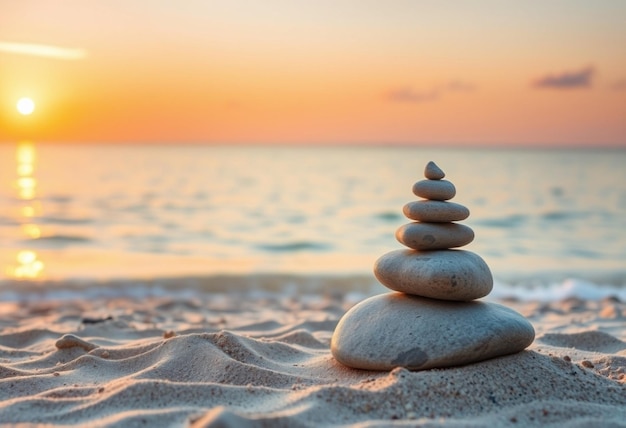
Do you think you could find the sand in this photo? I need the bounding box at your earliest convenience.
[0,289,625,427]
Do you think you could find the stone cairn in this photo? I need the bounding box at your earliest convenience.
[331,161,534,371]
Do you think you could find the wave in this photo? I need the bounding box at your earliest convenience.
[254,241,332,252]
[1,273,625,303]
[473,214,527,228]
[42,195,74,204]
[540,211,587,221]
[473,211,612,229]
[490,277,626,302]
[375,211,403,222]
[0,216,20,226]
[28,234,93,244]
[38,216,93,225]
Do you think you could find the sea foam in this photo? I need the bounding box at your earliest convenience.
[1,274,625,303]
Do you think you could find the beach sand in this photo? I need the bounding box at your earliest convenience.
[1,288,625,427]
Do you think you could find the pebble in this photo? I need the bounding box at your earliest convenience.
[374,249,493,301]
[331,160,535,371]
[55,334,98,352]
[412,179,456,201]
[403,200,469,222]
[424,161,445,180]
[396,222,474,250]
[331,292,535,371]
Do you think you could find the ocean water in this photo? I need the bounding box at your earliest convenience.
[1,143,625,300]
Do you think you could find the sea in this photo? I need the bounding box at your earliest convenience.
[1,142,625,301]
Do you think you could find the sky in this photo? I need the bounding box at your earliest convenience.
[1,0,625,146]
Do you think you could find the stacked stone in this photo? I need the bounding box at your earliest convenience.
[331,161,535,371]
[375,161,492,301]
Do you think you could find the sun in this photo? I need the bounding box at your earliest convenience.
[17,97,36,115]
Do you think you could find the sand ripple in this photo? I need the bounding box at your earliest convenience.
[539,331,626,354]
[1,294,625,427]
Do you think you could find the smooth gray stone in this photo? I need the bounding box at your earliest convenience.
[374,249,492,300]
[424,161,445,180]
[412,179,456,200]
[403,200,469,222]
[331,292,535,371]
[396,222,474,250]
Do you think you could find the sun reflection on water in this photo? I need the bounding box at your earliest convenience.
[8,250,44,279]
[21,223,42,239]
[6,141,45,279]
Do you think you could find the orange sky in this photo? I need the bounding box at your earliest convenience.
[1,1,625,146]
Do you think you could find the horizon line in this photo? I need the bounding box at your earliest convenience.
[1,140,624,150]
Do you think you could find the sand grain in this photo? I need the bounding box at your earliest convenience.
[0,292,624,427]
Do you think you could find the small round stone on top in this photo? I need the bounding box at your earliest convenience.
[424,161,445,180]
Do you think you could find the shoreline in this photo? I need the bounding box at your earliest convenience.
[2,271,626,303]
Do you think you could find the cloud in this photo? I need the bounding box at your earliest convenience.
[533,66,594,89]
[447,80,476,92]
[0,41,87,60]
[386,87,439,103]
[610,79,626,91]
[386,79,477,104]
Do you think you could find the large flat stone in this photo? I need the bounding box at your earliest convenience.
[374,249,492,301]
[331,292,535,371]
